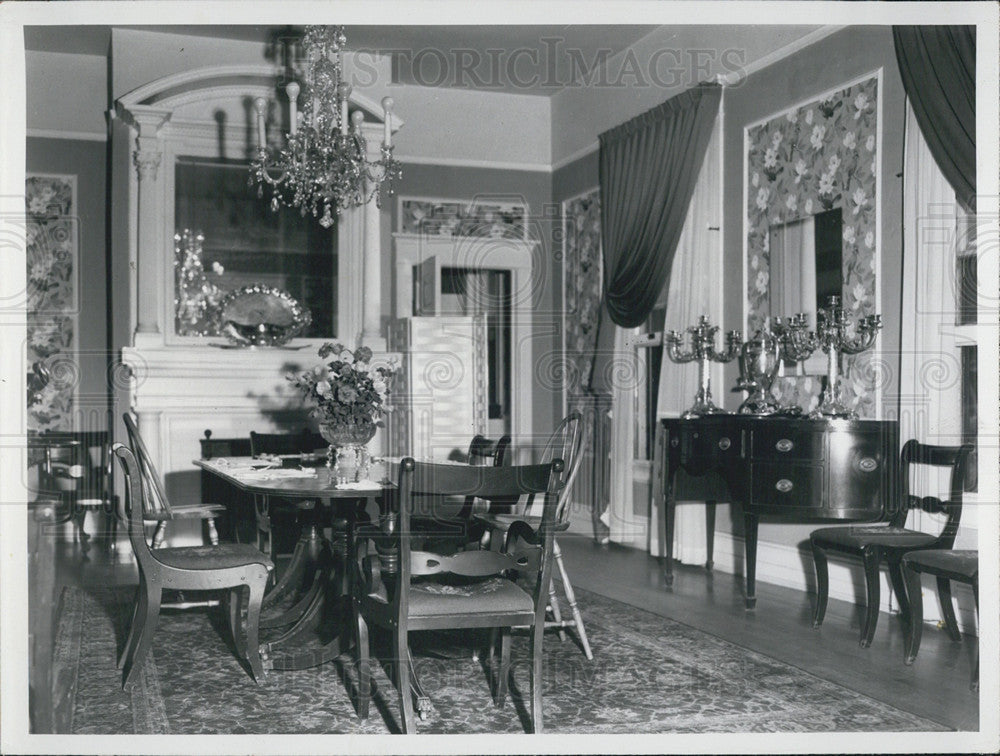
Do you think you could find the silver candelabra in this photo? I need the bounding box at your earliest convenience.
[664,316,742,418]
[809,296,882,418]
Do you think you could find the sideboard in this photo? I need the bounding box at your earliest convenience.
[655,416,899,608]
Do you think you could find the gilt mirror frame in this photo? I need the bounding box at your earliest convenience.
[742,69,884,417]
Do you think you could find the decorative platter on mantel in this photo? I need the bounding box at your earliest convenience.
[216,284,311,347]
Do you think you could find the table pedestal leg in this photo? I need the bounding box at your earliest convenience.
[261,522,326,629]
[260,510,356,671]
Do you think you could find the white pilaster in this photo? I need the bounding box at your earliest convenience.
[121,106,171,339]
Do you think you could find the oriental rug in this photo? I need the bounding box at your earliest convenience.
[53,584,947,735]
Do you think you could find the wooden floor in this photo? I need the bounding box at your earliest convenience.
[52,528,979,733]
[558,533,980,731]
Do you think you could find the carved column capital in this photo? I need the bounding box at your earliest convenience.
[133,148,162,182]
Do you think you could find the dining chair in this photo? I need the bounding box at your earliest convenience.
[409,434,511,552]
[810,439,972,647]
[112,443,274,688]
[39,430,116,555]
[123,413,226,548]
[902,549,979,690]
[474,412,593,659]
[351,456,563,733]
[249,429,327,559]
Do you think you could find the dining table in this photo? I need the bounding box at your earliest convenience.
[194,456,392,673]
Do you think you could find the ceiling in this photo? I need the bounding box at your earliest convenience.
[23,24,661,96]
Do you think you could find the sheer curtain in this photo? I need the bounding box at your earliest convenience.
[899,101,963,536]
[645,118,722,559]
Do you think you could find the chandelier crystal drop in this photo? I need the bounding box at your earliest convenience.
[249,25,402,228]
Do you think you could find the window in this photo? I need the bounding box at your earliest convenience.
[173,156,337,338]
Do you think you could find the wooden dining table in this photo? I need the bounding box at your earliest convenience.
[194,457,392,672]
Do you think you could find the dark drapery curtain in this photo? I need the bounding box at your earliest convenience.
[588,82,721,391]
[893,26,976,213]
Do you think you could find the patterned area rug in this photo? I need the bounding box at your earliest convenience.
[53,585,948,734]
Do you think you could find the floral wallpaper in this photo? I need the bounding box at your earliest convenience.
[26,175,77,431]
[562,188,603,400]
[745,75,879,417]
[399,197,527,239]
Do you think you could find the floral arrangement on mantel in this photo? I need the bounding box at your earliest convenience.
[288,342,395,445]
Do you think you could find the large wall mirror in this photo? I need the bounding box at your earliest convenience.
[744,73,881,417]
[768,206,843,319]
[174,156,337,339]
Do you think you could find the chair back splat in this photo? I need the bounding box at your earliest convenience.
[539,412,585,524]
[892,439,972,548]
[122,413,173,519]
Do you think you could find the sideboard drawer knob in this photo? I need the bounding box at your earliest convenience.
[718,437,731,451]
[670,438,679,447]
[775,439,794,453]
[775,478,794,493]
[859,456,878,473]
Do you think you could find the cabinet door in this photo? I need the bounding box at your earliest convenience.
[825,427,890,520]
[412,256,440,316]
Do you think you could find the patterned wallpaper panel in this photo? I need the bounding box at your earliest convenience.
[26,174,77,431]
[745,74,880,417]
[562,188,603,401]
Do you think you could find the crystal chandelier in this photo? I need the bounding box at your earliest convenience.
[250,25,402,228]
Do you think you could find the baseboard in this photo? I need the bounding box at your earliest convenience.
[710,532,978,635]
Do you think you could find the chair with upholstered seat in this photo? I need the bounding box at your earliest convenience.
[474,412,592,659]
[123,413,226,547]
[810,440,972,647]
[112,444,274,688]
[902,548,979,690]
[351,456,563,733]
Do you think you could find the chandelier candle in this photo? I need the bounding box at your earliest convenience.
[250,25,402,228]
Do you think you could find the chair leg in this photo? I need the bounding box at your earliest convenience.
[547,580,566,642]
[811,541,829,628]
[354,609,371,720]
[554,540,593,660]
[494,627,512,708]
[903,564,923,665]
[122,583,162,689]
[243,574,266,683]
[206,516,220,546]
[393,628,415,734]
[118,584,143,669]
[529,616,544,734]
[860,548,882,648]
[225,587,241,652]
[935,576,963,642]
[887,558,910,623]
[152,522,167,549]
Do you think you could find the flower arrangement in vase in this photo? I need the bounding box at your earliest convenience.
[288,342,394,482]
